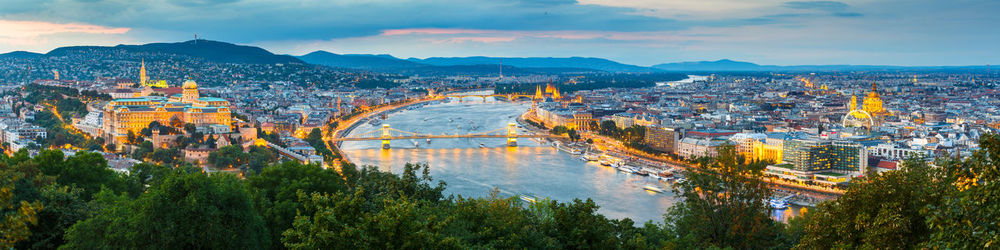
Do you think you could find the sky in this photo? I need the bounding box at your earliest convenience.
[0,0,997,66]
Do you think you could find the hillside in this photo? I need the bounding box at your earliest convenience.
[408,56,659,72]
[0,51,44,59]
[46,40,302,64]
[298,51,425,69]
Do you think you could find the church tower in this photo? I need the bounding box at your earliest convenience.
[182,79,199,103]
[140,59,148,86]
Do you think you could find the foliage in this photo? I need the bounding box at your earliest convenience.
[0,170,44,248]
[207,145,277,172]
[923,134,1000,249]
[305,128,338,161]
[796,157,947,249]
[665,145,787,249]
[246,161,347,249]
[63,169,270,249]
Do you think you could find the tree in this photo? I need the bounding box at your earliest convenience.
[246,161,348,249]
[797,157,946,249]
[63,170,270,249]
[664,145,785,249]
[0,170,44,248]
[35,151,127,200]
[924,134,1000,249]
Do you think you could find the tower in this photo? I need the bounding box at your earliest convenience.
[534,85,543,100]
[182,79,199,103]
[140,59,148,86]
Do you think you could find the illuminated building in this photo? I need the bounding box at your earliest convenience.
[644,125,681,154]
[102,79,232,144]
[765,137,866,185]
[862,82,887,118]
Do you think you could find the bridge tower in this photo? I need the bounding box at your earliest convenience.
[507,123,517,147]
[381,124,391,149]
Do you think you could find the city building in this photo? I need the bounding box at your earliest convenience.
[644,125,681,154]
[101,79,232,144]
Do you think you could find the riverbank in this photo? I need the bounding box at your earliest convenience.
[518,109,843,201]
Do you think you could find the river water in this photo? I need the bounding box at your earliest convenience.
[341,97,803,223]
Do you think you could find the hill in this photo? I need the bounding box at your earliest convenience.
[408,56,659,72]
[298,51,425,70]
[0,51,44,59]
[46,40,302,64]
[652,59,762,71]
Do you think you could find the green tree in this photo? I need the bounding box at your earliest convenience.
[246,161,347,249]
[665,145,784,249]
[924,134,1000,249]
[797,157,946,249]
[0,170,44,248]
[63,170,270,249]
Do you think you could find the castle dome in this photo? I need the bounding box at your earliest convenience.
[182,79,198,89]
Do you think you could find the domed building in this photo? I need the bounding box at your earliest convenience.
[102,79,232,144]
[182,79,199,103]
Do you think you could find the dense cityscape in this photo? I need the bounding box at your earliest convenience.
[2,0,999,249]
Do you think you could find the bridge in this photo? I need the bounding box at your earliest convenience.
[330,123,563,149]
[441,93,540,102]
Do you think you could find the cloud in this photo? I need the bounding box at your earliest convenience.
[0,19,129,45]
[784,1,849,11]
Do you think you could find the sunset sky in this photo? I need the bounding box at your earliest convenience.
[1,0,997,66]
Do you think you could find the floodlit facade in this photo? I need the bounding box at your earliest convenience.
[102,79,231,144]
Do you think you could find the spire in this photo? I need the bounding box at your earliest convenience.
[139,59,148,86]
[871,82,877,92]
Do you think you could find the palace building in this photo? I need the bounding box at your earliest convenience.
[102,79,231,144]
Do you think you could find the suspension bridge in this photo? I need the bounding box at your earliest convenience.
[330,123,564,149]
[442,93,539,102]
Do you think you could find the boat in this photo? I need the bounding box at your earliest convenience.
[368,119,382,126]
[655,171,674,181]
[635,169,650,176]
[582,153,600,161]
[520,195,537,203]
[599,159,613,166]
[643,185,665,193]
[769,198,789,210]
[479,143,487,148]
[426,138,432,144]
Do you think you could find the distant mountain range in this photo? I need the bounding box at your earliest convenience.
[2,40,991,74]
[406,56,654,72]
[296,51,612,74]
[7,40,302,64]
[652,59,991,72]
[298,51,424,70]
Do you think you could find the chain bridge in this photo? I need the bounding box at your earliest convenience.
[330,123,563,149]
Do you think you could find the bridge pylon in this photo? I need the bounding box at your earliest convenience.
[507,123,517,147]
[381,124,391,149]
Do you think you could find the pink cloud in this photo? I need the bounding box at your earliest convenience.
[427,36,517,44]
[0,19,130,37]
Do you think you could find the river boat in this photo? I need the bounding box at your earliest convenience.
[643,185,665,193]
[770,198,790,210]
[655,171,674,181]
[520,195,537,203]
[479,143,487,148]
[426,138,432,144]
[635,169,650,176]
[368,119,382,126]
[582,152,600,161]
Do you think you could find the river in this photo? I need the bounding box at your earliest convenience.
[341,97,803,223]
